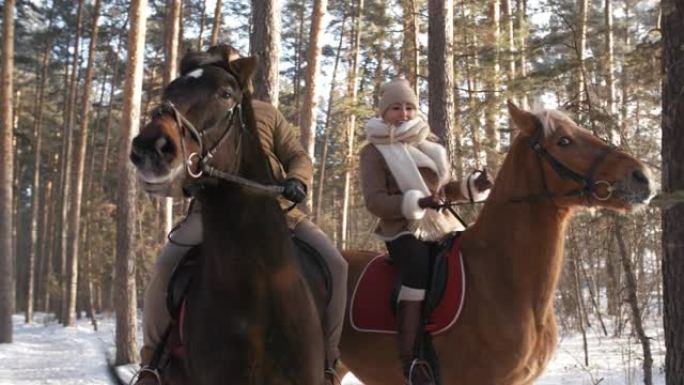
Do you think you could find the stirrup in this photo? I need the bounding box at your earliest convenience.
[407,359,435,385]
[129,366,162,385]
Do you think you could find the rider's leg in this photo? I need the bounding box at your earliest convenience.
[140,209,203,368]
[293,218,348,371]
[386,234,435,385]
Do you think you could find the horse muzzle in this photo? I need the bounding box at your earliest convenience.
[614,167,655,208]
[130,129,183,185]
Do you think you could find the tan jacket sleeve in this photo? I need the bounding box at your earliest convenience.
[359,145,406,220]
[272,109,313,189]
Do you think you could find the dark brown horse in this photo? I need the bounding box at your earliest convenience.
[130,49,324,385]
[339,101,654,385]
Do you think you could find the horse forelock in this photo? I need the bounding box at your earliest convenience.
[531,109,585,137]
[180,51,229,76]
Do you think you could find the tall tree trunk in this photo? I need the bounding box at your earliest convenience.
[300,0,328,212]
[197,0,207,50]
[60,0,85,325]
[483,0,501,171]
[571,250,589,366]
[163,0,182,237]
[662,0,684,383]
[292,6,305,125]
[401,0,420,95]
[38,180,53,313]
[462,7,482,169]
[604,0,618,144]
[300,0,326,157]
[115,0,147,365]
[210,0,222,45]
[516,0,529,109]
[341,0,363,249]
[0,0,16,343]
[619,0,631,140]
[615,221,653,385]
[26,33,53,324]
[250,0,280,105]
[101,36,125,185]
[428,0,456,161]
[314,16,347,223]
[605,232,622,319]
[575,0,588,112]
[451,6,463,178]
[502,0,516,83]
[64,0,102,327]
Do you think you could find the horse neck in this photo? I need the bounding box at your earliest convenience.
[465,137,572,313]
[197,184,291,290]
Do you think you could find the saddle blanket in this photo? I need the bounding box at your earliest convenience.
[349,238,465,334]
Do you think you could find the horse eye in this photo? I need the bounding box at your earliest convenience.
[557,137,572,147]
[218,89,232,99]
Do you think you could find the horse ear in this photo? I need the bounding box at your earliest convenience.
[507,100,539,135]
[229,57,257,93]
[207,44,242,67]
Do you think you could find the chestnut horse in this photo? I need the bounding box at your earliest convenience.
[339,101,654,385]
[129,49,324,385]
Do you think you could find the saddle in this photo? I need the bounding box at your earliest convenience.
[164,236,332,354]
[349,233,465,334]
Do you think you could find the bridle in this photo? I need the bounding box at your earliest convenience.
[154,99,284,195]
[511,120,617,204]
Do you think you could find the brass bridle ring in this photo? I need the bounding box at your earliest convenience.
[186,152,203,178]
[592,180,614,201]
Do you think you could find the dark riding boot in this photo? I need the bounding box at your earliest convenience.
[397,300,436,385]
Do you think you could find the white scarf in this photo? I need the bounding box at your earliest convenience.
[365,117,463,240]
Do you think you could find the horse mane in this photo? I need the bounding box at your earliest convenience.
[236,93,278,185]
[179,50,231,77]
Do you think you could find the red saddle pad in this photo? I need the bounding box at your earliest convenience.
[349,238,465,334]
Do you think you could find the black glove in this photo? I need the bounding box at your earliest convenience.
[282,178,307,203]
[417,195,442,209]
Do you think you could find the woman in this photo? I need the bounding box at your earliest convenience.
[359,79,492,385]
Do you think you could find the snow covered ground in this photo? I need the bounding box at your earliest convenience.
[0,313,667,385]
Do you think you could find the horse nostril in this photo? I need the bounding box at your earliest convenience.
[155,135,175,157]
[632,169,649,185]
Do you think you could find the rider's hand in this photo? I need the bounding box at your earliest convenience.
[282,178,307,203]
[473,169,494,192]
[417,195,442,210]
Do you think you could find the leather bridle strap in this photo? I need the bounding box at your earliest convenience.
[511,127,616,203]
[159,100,286,196]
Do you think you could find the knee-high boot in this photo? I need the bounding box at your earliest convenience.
[397,300,435,385]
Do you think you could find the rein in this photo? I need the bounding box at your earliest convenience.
[158,100,284,197]
[511,125,616,204]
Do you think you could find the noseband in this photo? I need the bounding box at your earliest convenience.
[154,100,284,195]
[512,124,616,204]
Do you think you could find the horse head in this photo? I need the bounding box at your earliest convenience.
[497,101,654,211]
[129,45,263,197]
